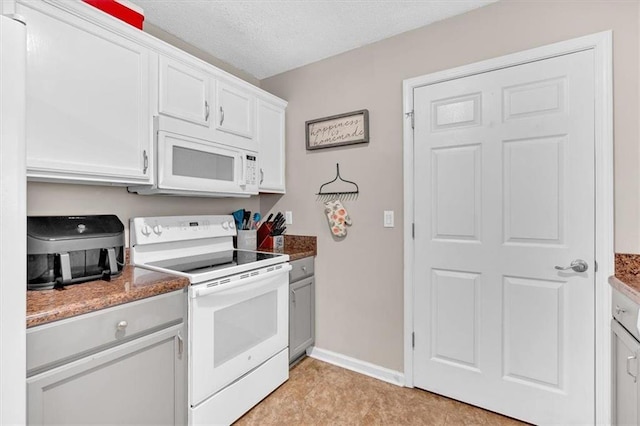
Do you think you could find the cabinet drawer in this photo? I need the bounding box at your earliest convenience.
[289,257,314,283]
[613,287,640,341]
[27,290,185,375]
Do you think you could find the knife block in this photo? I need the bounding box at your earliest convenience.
[257,223,284,250]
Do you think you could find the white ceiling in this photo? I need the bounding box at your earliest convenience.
[129,0,497,80]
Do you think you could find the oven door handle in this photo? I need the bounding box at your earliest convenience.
[192,263,292,298]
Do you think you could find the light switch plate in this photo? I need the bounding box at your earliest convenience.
[384,210,394,228]
[285,211,293,225]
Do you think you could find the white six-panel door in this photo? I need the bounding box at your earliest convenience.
[413,50,595,424]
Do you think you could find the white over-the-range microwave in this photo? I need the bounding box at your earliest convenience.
[129,130,259,198]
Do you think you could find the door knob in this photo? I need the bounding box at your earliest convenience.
[555,259,588,273]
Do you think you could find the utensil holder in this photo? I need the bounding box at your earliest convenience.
[236,230,257,251]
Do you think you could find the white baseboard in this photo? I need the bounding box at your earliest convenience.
[306,346,405,387]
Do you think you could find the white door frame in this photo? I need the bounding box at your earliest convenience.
[402,31,613,424]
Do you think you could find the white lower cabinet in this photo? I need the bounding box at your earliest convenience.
[18,1,152,185]
[289,257,315,363]
[26,291,186,426]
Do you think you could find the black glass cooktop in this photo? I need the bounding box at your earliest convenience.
[147,250,283,274]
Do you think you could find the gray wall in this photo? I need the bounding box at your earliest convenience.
[261,0,639,371]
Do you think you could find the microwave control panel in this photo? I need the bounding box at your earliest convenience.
[246,155,257,186]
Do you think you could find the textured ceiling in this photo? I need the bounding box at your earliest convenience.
[129,0,497,80]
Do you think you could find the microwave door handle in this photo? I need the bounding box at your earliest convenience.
[239,154,246,186]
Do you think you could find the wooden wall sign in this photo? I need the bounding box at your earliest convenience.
[305,109,369,150]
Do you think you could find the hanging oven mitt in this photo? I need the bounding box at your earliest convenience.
[324,200,352,237]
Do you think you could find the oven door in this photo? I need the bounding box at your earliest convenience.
[157,131,258,195]
[188,265,290,406]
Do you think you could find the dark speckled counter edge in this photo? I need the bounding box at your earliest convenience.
[27,266,189,328]
[611,253,640,305]
[27,234,317,328]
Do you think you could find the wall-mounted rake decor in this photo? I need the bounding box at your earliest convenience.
[306,109,369,150]
[316,163,359,201]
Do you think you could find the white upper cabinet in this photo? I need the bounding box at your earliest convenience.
[13,0,286,192]
[215,80,255,140]
[257,99,286,193]
[19,1,152,185]
[158,56,211,128]
[155,56,258,152]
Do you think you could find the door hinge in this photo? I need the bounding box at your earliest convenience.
[405,110,414,129]
[412,223,415,239]
[412,332,415,349]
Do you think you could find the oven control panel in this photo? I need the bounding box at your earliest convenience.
[130,215,236,245]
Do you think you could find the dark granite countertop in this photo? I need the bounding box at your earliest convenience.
[610,253,640,304]
[27,266,189,328]
[27,234,316,328]
[263,235,317,261]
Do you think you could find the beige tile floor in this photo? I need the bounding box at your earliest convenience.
[235,357,527,425]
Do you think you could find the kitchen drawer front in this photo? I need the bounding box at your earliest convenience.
[27,290,185,375]
[289,257,314,283]
[613,287,640,341]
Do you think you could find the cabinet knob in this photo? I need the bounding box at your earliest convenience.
[616,305,627,316]
[301,266,307,272]
[116,320,128,331]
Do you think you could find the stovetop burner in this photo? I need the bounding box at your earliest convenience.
[147,250,283,275]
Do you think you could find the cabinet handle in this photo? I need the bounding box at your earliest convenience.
[205,100,210,121]
[116,320,128,331]
[220,106,225,126]
[627,355,637,383]
[291,289,296,304]
[260,168,264,185]
[143,150,148,174]
[177,332,184,358]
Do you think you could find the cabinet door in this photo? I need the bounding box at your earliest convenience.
[20,2,151,184]
[159,56,211,127]
[612,320,640,425]
[27,325,185,426]
[216,80,255,140]
[257,99,286,193]
[289,276,315,362]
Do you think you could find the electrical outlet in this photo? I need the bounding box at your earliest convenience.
[285,211,293,225]
[384,210,394,228]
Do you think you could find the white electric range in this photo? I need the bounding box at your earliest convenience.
[130,215,291,425]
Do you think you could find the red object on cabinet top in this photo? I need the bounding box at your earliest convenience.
[82,0,144,29]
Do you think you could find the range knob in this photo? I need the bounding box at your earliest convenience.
[141,224,152,236]
[228,220,235,229]
[221,221,229,230]
[153,224,163,235]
